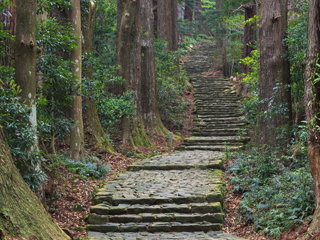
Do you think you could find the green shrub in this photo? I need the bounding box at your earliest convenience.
[228,127,314,237]
[55,154,110,179]
[0,80,46,189]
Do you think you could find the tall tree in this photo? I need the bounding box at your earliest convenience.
[141,0,169,136]
[0,125,70,239]
[184,0,193,22]
[258,0,292,147]
[156,0,178,50]
[157,0,167,40]
[116,0,151,147]
[171,0,179,50]
[68,0,85,160]
[82,1,114,153]
[242,4,256,75]
[15,0,46,204]
[0,0,16,66]
[303,0,320,234]
[165,0,173,49]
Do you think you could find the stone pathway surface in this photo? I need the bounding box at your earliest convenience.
[87,41,247,239]
[178,41,248,151]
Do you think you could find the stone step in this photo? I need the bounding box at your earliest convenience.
[197,113,243,118]
[183,136,248,145]
[93,169,224,205]
[90,202,223,216]
[87,222,222,233]
[88,231,246,239]
[88,212,225,224]
[195,117,244,123]
[195,121,245,126]
[176,145,244,152]
[193,129,242,136]
[196,105,240,108]
[197,110,242,114]
[127,150,224,171]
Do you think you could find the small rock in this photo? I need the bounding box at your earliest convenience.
[73,203,83,212]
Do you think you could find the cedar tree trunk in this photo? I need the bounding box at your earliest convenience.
[0,0,16,66]
[117,0,151,147]
[184,0,193,21]
[82,1,114,153]
[242,5,256,74]
[172,0,178,50]
[157,0,167,40]
[258,0,292,147]
[15,0,46,206]
[0,125,69,239]
[141,0,169,136]
[68,0,85,160]
[304,0,320,234]
[165,0,173,50]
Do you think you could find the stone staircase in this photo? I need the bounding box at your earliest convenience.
[87,152,244,239]
[86,41,246,239]
[178,41,248,152]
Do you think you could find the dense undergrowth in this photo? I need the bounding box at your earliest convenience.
[225,0,315,238]
[226,130,314,237]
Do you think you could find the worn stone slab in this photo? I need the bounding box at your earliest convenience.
[90,202,222,216]
[128,150,224,171]
[93,169,223,205]
[88,231,247,240]
[87,222,222,233]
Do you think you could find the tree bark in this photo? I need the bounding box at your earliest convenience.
[140,0,169,136]
[15,0,47,206]
[68,0,84,160]
[165,0,173,50]
[178,1,185,19]
[0,125,70,239]
[194,0,202,22]
[171,0,179,50]
[82,1,115,153]
[184,0,193,21]
[304,0,320,234]
[258,0,292,147]
[157,0,167,40]
[0,0,16,66]
[117,0,151,147]
[242,5,256,74]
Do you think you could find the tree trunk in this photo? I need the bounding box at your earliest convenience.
[82,1,115,153]
[242,5,256,74]
[157,0,167,40]
[117,0,151,147]
[165,0,173,50]
[0,0,16,66]
[153,0,158,37]
[171,0,179,50]
[0,125,70,239]
[304,0,320,234]
[194,0,202,22]
[178,1,185,19]
[68,0,84,160]
[141,0,169,136]
[15,0,47,206]
[258,0,292,147]
[184,0,193,21]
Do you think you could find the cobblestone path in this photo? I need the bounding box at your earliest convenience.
[87,41,246,239]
